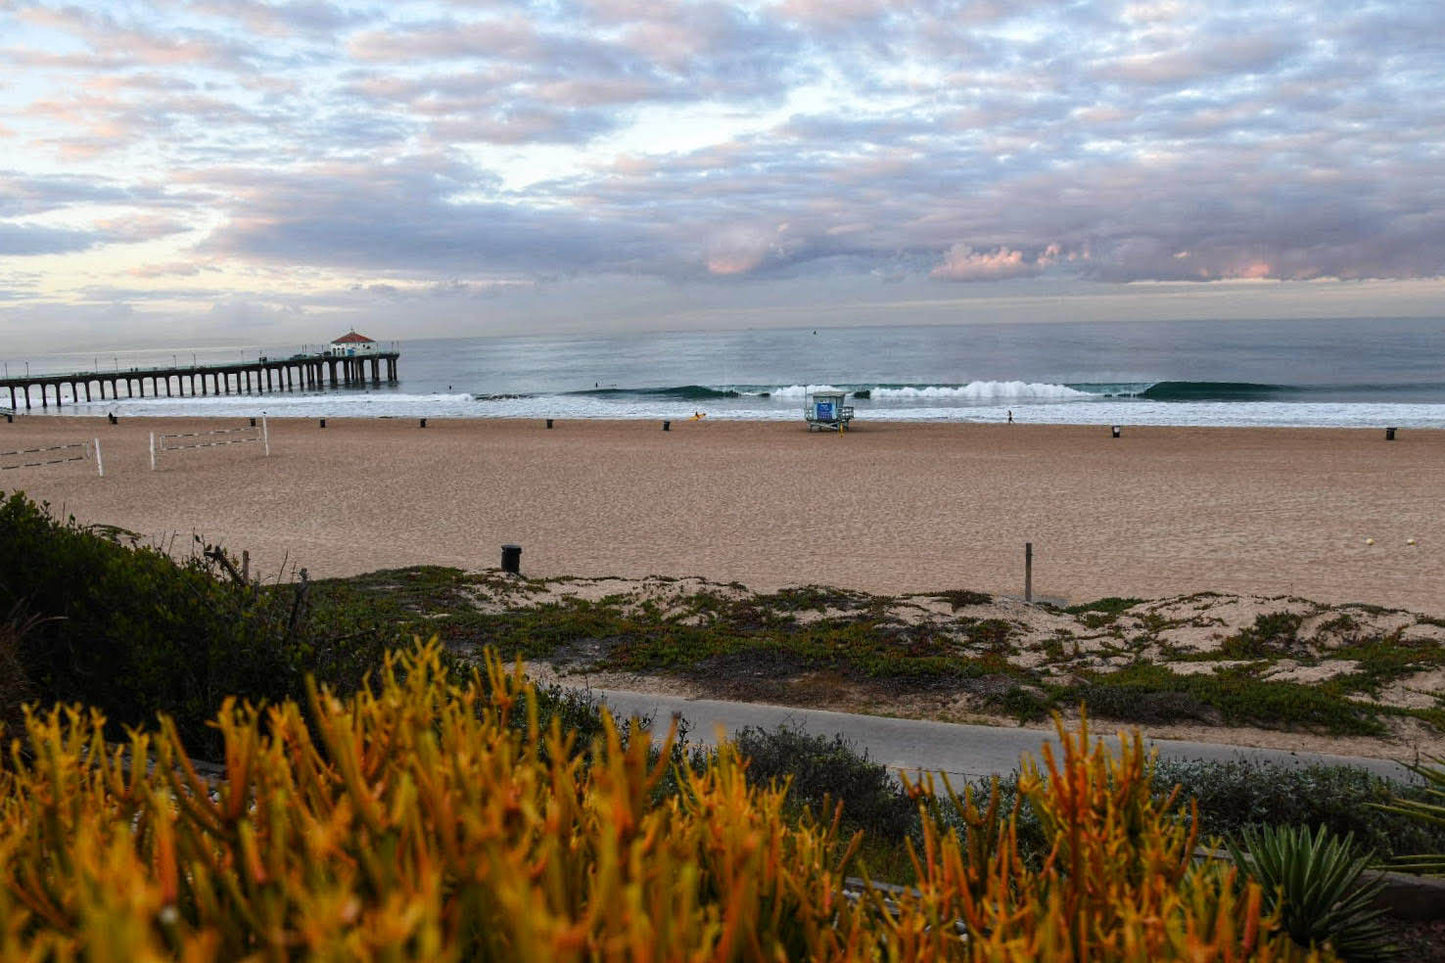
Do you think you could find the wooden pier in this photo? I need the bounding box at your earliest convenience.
[1,352,399,411]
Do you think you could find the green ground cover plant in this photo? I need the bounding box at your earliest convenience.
[299,567,1445,739]
[1066,663,1387,734]
[1222,611,1307,658]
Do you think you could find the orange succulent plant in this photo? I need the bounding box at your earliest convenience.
[0,641,1328,961]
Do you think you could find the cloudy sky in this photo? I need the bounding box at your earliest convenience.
[1,0,1442,354]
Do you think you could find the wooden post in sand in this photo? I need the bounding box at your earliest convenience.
[1024,542,1033,603]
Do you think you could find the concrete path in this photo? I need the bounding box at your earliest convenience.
[580,687,1418,783]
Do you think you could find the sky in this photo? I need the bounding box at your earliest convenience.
[1,0,1443,354]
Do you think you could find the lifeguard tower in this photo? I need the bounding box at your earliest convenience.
[803,390,854,432]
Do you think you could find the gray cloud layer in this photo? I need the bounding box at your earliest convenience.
[1,0,1443,348]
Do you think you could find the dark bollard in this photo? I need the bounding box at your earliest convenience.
[662,420,671,431]
[420,418,427,428]
[1386,427,1397,441]
[1025,542,1033,603]
[319,418,327,428]
[501,543,522,574]
[1111,425,1121,438]
[545,418,554,429]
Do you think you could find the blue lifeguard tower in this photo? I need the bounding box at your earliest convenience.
[803,390,854,432]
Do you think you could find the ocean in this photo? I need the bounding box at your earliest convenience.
[10,316,1445,428]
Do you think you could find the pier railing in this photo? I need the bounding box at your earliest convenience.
[0,351,399,411]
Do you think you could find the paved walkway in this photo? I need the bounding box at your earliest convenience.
[578,687,1417,783]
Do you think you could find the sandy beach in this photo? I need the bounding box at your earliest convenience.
[2,415,1442,615]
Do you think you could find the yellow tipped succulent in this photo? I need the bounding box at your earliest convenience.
[0,642,1329,960]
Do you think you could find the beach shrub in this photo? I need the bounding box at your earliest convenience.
[984,682,1052,722]
[1154,757,1445,861]
[1227,824,1393,961]
[951,755,1445,869]
[0,645,1315,961]
[0,606,35,732]
[0,491,396,755]
[730,724,915,839]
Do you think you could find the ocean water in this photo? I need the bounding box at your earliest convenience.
[9,316,1445,428]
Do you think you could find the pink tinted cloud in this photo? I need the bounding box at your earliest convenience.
[95,214,190,243]
[930,244,1047,281]
[705,224,787,276]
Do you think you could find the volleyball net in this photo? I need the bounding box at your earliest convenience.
[0,439,104,477]
[151,418,269,470]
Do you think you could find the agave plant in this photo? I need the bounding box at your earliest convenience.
[1377,756,1445,875]
[1227,823,1395,961]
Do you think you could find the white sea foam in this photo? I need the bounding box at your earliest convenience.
[764,381,1091,401]
[21,386,1445,429]
[868,382,1092,402]
[765,384,849,400]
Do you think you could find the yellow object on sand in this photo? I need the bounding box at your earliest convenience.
[689,411,706,421]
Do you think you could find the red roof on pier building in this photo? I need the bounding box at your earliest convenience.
[331,331,376,344]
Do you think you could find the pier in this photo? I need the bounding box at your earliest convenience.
[1,351,399,411]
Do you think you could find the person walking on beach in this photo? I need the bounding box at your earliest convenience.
[1007,409,1014,423]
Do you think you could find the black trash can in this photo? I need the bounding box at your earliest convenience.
[501,544,522,574]
[420,418,427,428]
[1386,427,1397,441]
[545,418,554,429]
[1111,425,1121,438]
[319,418,327,428]
[662,420,671,431]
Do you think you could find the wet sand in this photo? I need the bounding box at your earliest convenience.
[3,416,1442,614]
